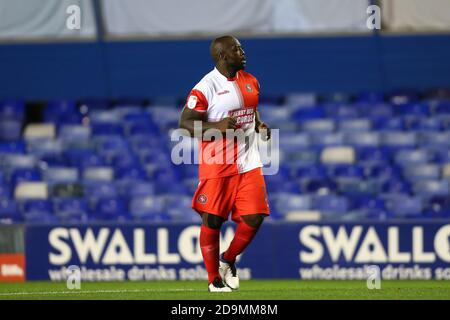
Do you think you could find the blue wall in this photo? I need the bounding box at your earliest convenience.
[1,34,450,100]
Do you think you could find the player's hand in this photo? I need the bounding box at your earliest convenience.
[256,122,271,141]
[216,116,238,133]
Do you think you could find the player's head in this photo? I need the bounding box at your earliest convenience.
[210,35,246,71]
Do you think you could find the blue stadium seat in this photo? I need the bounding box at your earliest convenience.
[45,100,81,124]
[10,168,41,187]
[356,92,384,103]
[0,198,22,223]
[273,193,312,215]
[64,149,104,170]
[302,179,337,194]
[0,183,11,198]
[338,119,371,132]
[129,196,165,219]
[395,103,429,116]
[94,197,129,221]
[293,106,325,121]
[394,149,432,166]
[285,150,318,166]
[325,104,359,119]
[423,196,450,218]
[413,180,449,200]
[0,100,25,120]
[92,123,124,136]
[434,101,450,114]
[116,181,155,198]
[313,195,349,215]
[27,139,63,157]
[333,165,364,178]
[43,167,79,185]
[408,118,442,131]
[403,164,440,181]
[0,120,22,141]
[381,132,417,149]
[373,118,405,131]
[344,133,380,148]
[115,167,147,181]
[23,200,53,215]
[381,180,412,194]
[366,164,402,180]
[418,132,450,148]
[310,133,343,148]
[165,195,198,221]
[385,195,423,218]
[279,133,310,150]
[59,125,91,143]
[301,120,334,133]
[0,141,25,154]
[84,181,118,199]
[54,198,88,222]
[357,147,390,165]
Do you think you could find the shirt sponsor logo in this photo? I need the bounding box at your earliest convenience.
[217,90,230,95]
[228,108,255,127]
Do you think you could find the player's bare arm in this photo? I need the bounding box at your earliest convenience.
[179,107,238,139]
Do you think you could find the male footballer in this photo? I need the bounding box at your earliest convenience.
[179,35,271,292]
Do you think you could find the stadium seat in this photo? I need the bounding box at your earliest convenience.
[320,146,355,164]
[0,120,22,141]
[385,195,423,218]
[14,182,48,200]
[394,149,432,166]
[129,195,165,219]
[310,133,343,148]
[403,164,440,181]
[54,198,88,222]
[0,100,25,120]
[43,167,79,185]
[313,195,349,216]
[344,132,380,148]
[23,124,56,140]
[83,167,114,182]
[0,198,22,223]
[338,119,371,132]
[94,197,129,221]
[0,141,26,154]
[59,125,91,143]
[301,120,334,133]
[51,182,84,198]
[413,180,449,200]
[22,200,53,215]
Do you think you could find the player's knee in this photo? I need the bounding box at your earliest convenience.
[202,213,224,229]
[241,214,265,229]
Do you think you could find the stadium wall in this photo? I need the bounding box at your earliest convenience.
[1,34,450,101]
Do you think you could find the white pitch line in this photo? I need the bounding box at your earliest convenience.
[0,288,199,296]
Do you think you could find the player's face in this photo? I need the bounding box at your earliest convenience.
[225,39,246,70]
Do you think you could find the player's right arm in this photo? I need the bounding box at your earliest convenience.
[178,87,236,138]
[179,107,237,139]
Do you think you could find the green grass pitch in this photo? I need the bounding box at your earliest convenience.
[1,280,450,300]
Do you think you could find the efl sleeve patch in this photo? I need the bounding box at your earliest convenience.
[187,95,198,109]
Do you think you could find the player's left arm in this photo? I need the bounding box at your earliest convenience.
[255,110,271,141]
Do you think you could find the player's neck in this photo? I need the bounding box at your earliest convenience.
[215,64,238,79]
